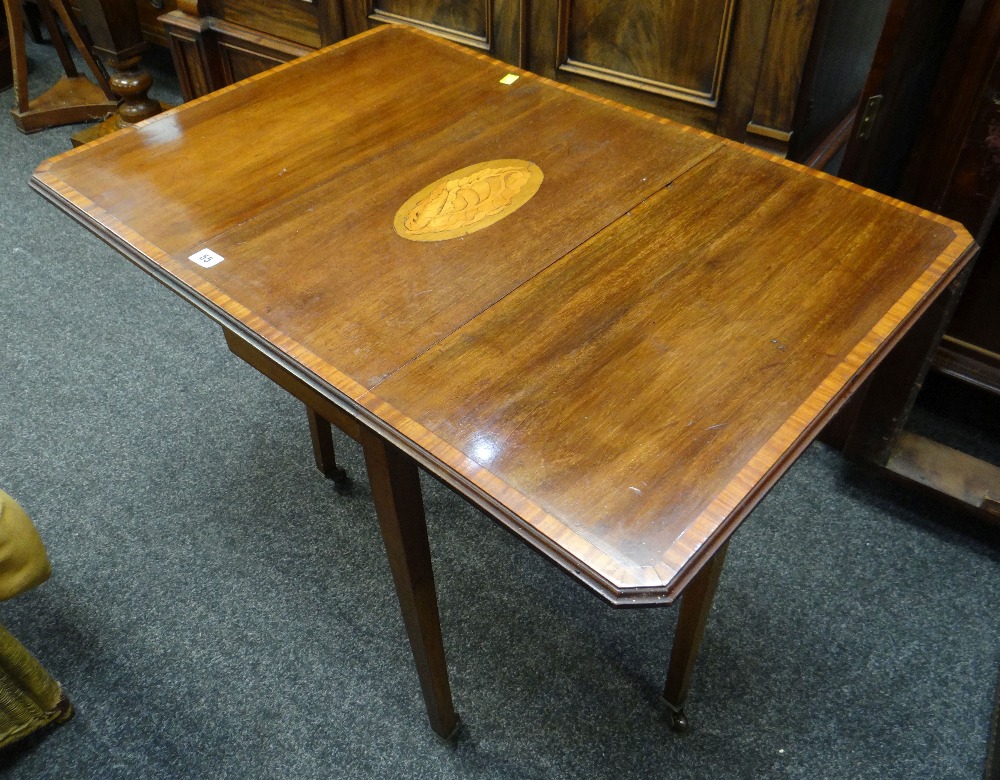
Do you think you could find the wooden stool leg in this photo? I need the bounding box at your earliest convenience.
[306,406,348,486]
[0,11,10,92]
[34,0,78,77]
[4,0,116,132]
[361,429,459,740]
[662,540,729,732]
[22,1,44,43]
[75,0,160,128]
[47,0,115,99]
[4,0,30,114]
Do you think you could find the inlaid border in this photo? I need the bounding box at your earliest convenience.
[31,26,977,606]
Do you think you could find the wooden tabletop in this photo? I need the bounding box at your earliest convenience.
[32,25,975,605]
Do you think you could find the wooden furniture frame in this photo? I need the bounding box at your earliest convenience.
[31,27,975,739]
[833,0,1000,521]
[1,8,12,92]
[160,0,888,163]
[71,0,163,143]
[3,0,116,132]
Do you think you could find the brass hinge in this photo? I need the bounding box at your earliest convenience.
[856,95,884,140]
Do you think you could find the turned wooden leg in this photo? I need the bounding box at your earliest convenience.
[75,0,161,129]
[103,52,161,127]
[361,428,459,740]
[306,406,348,486]
[662,540,729,733]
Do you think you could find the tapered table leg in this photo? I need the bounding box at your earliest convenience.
[306,406,348,486]
[361,428,459,740]
[662,540,729,732]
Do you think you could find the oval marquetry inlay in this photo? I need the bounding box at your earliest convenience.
[394,159,543,242]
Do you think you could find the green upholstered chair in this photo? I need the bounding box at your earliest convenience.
[0,489,72,750]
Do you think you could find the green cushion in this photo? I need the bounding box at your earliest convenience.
[0,490,50,602]
[0,624,70,749]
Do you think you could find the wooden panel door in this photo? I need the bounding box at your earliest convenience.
[558,0,736,108]
[339,0,873,155]
[528,0,772,138]
[339,0,770,132]
[167,0,868,159]
[342,0,523,64]
[135,0,178,46]
[205,0,340,48]
[525,0,824,144]
[527,0,740,131]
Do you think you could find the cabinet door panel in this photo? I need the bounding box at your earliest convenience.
[208,0,322,48]
[344,0,521,63]
[374,0,488,39]
[560,0,735,106]
[136,0,178,46]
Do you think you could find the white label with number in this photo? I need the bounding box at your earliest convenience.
[188,248,224,268]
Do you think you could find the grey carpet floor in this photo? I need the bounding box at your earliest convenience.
[1,37,999,780]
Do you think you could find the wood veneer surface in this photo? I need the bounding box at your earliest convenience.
[42,26,718,386]
[33,25,975,603]
[369,144,965,591]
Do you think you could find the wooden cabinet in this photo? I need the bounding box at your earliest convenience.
[162,0,888,160]
[343,0,522,61]
[829,0,1000,521]
[527,0,774,144]
[135,0,177,45]
[51,0,178,45]
[901,0,1000,396]
[163,0,343,98]
[839,0,1000,396]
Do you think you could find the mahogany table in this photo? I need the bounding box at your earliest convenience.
[32,25,975,739]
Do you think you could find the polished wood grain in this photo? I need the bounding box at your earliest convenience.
[3,0,117,133]
[361,427,459,739]
[559,0,736,104]
[210,0,324,48]
[745,0,821,147]
[41,28,717,392]
[373,0,487,40]
[167,0,874,161]
[365,142,972,600]
[32,26,976,732]
[34,25,974,602]
[345,0,524,60]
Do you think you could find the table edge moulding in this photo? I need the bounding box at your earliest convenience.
[28,25,978,739]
